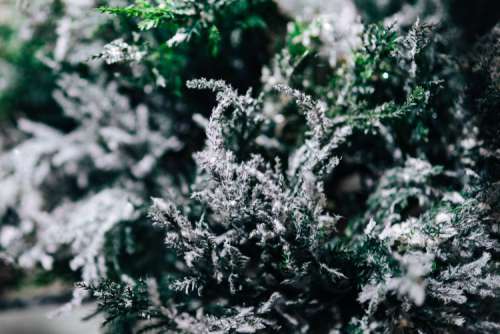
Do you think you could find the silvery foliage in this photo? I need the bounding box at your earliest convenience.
[73,4,500,334]
[96,39,146,64]
[1,1,498,333]
[146,277,269,334]
[0,0,187,285]
[383,0,445,28]
[144,78,351,332]
[275,0,363,67]
[0,73,182,282]
[17,0,128,66]
[351,158,500,332]
[81,7,500,332]
[260,0,369,149]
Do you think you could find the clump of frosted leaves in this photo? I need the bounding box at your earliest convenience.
[359,251,434,309]
[97,39,146,64]
[0,73,181,277]
[49,188,140,281]
[364,158,445,225]
[142,78,355,332]
[353,158,500,332]
[18,0,128,66]
[276,0,362,66]
[384,0,445,28]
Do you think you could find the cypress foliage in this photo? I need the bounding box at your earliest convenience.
[0,1,498,333]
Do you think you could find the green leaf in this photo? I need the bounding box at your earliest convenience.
[208,25,221,57]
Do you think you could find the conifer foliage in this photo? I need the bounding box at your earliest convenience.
[0,0,499,333]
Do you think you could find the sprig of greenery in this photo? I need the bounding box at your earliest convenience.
[99,1,192,31]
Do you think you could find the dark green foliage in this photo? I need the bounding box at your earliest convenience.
[0,13,60,125]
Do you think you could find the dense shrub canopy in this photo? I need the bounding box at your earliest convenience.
[0,0,499,333]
